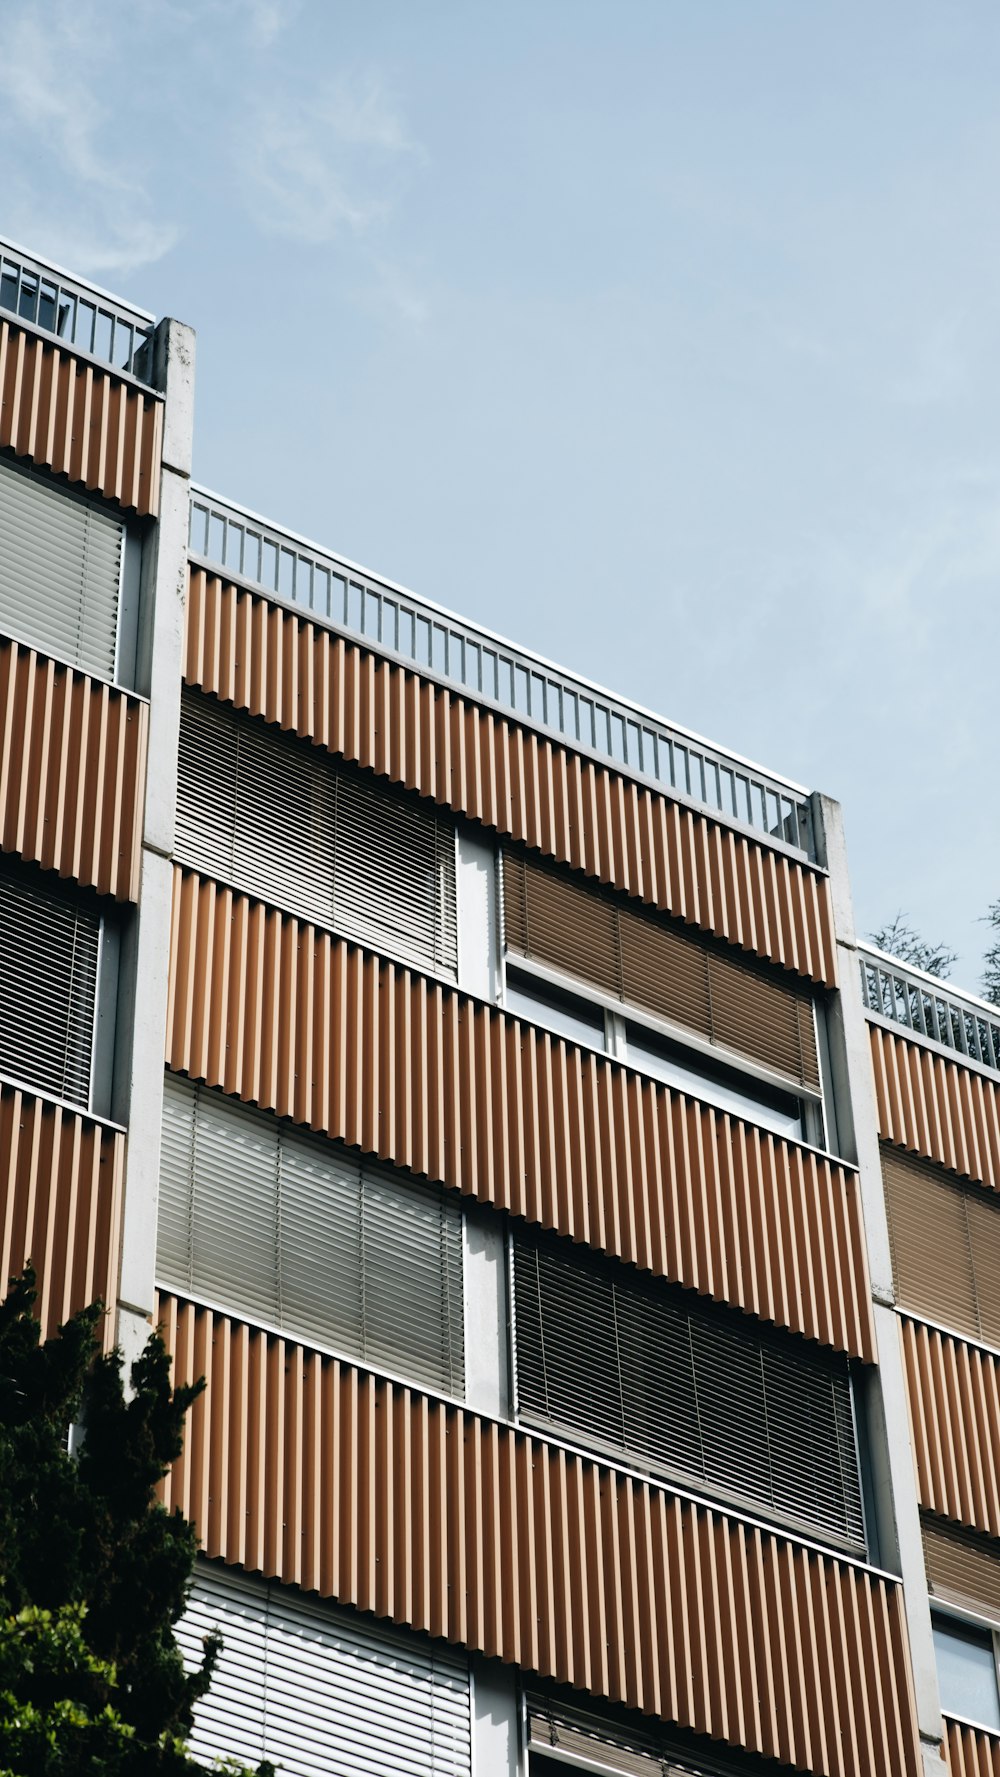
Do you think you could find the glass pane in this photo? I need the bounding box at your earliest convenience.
[625,1023,803,1140]
[505,968,607,1051]
[933,1616,1000,1731]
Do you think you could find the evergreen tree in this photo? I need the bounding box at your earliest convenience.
[0,1269,272,1777]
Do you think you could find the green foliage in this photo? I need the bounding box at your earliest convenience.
[867,912,957,981]
[982,901,1000,1009]
[0,1270,272,1777]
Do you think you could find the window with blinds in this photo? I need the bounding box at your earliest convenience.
[527,1697,741,1777]
[0,458,124,682]
[0,858,100,1108]
[177,1562,472,1777]
[177,690,459,977]
[923,1516,1000,1626]
[502,850,820,1089]
[883,1146,1000,1349]
[513,1232,864,1553]
[158,1072,465,1397]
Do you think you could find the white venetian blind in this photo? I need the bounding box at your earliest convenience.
[158,1072,465,1397]
[0,458,123,681]
[0,858,100,1107]
[178,1562,472,1777]
[176,690,459,978]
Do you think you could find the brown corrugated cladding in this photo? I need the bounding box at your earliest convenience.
[158,1291,920,1777]
[0,1083,123,1346]
[944,1720,1000,1776]
[167,867,874,1360]
[899,1315,1000,1538]
[184,570,837,988]
[870,1024,1000,1191]
[0,318,162,516]
[0,640,147,900]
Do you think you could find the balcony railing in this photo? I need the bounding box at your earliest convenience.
[188,486,817,860]
[0,236,155,383]
[859,944,1000,1075]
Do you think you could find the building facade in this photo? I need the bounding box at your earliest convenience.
[0,235,997,1777]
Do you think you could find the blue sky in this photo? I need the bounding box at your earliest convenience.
[2,0,998,990]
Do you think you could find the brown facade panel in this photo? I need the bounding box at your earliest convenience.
[0,1083,123,1345]
[158,1293,920,1777]
[0,641,147,900]
[870,1024,1000,1192]
[0,318,162,517]
[184,571,837,987]
[166,868,874,1359]
[945,1719,1000,1777]
[899,1316,1000,1539]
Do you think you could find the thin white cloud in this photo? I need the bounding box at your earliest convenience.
[0,3,178,276]
[237,72,420,245]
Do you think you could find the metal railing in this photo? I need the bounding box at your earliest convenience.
[188,487,817,859]
[0,236,155,383]
[859,944,1000,1074]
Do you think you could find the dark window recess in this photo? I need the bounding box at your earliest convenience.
[883,1145,1000,1349]
[176,689,458,978]
[502,850,819,1089]
[0,858,100,1108]
[513,1233,864,1554]
[158,1073,465,1398]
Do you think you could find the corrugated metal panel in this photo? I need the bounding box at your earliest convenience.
[0,1081,122,1345]
[945,1715,1000,1774]
[158,1292,921,1777]
[177,1562,471,1777]
[176,689,458,979]
[184,570,837,987]
[166,868,875,1359]
[899,1316,1000,1538]
[0,317,162,516]
[870,1025,1000,1192]
[0,458,123,680]
[884,1146,1000,1349]
[513,1232,864,1553]
[159,1072,464,1396]
[0,640,146,899]
[0,858,99,1107]
[923,1516,1000,1621]
[503,849,820,1088]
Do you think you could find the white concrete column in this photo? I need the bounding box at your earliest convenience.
[812,793,946,1776]
[464,1203,510,1420]
[473,1659,521,1776]
[457,830,500,1001]
[115,317,195,1357]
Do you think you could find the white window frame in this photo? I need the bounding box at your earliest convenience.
[501,948,826,1149]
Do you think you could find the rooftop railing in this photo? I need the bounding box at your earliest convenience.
[0,236,155,384]
[189,486,817,860]
[859,944,1000,1075]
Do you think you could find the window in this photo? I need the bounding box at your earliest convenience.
[505,963,809,1143]
[502,848,820,1089]
[176,690,459,979]
[0,458,128,683]
[527,1695,747,1776]
[624,1022,805,1140]
[513,1230,865,1554]
[0,857,106,1111]
[158,1073,465,1397]
[883,1145,1000,1348]
[932,1614,1000,1733]
[178,1562,472,1777]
